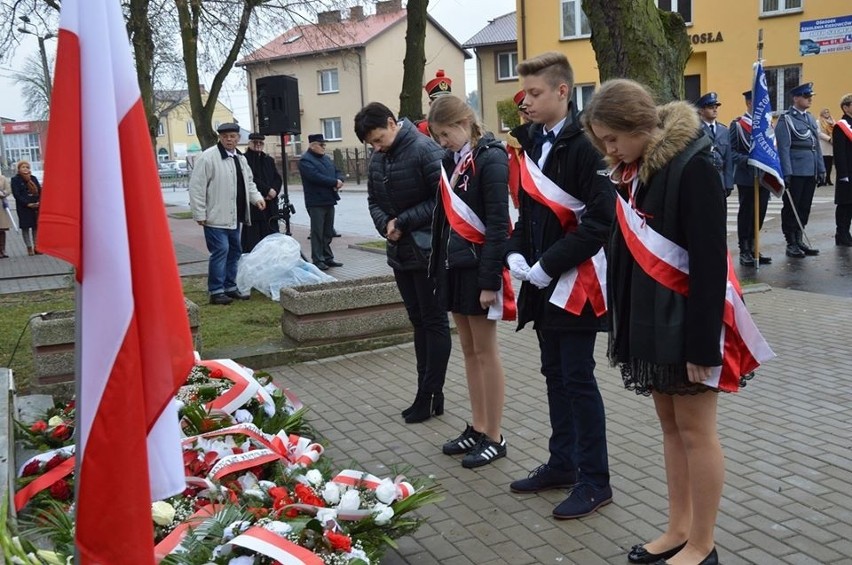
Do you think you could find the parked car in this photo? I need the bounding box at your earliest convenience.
[158,160,188,178]
[799,39,821,56]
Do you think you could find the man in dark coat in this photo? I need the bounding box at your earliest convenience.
[298,133,344,270]
[241,133,283,252]
[729,90,773,266]
[505,52,615,520]
[354,101,451,420]
[832,93,852,246]
[776,82,825,257]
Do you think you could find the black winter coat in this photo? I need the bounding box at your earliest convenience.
[11,174,41,230]
[429,134,509,291]
[608,102,727,370]
[506,103,615,332]
[367,119,445,270]
[832,115,852,205]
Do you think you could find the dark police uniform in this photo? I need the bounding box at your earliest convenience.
[729,90,772,266]
[775,82,825,257]
[696,92,734,196]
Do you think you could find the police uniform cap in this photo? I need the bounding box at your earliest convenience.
[424,69,452,100]
[696,92,721,107]
[742,90,752,101]
[790,82,814,97]
[248,132,265,141]
[217,122,240,134]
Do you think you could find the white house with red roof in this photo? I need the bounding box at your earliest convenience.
[236,0,468,154]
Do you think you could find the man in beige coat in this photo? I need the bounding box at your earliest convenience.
[189,123,265,304]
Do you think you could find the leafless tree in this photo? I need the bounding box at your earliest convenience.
[12,53,53,120]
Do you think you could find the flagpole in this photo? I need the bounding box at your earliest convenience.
[753,29,763,271]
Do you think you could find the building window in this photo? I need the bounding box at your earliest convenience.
[500,117,511,132]
[321,117,342,141]
[656,0,692,24]
[572,84,596,111]
[561,0,591,40]
[760,0,802,16]
[319,69,339,94]
[157,121,165,136]
[186,121,194,136]
[764,65,801,113]
[497,52,519,81]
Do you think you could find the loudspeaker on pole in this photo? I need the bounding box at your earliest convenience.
[256,75,301,135]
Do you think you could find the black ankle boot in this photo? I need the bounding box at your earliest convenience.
[738,239,755,266]
[795,230,819,256]
[784,231,805,258]
[401,392,419,418]
[404,392,444,424]
[836,232,852,247]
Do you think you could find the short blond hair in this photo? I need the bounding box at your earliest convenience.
[516,51,574,90]
[841,93,852,110]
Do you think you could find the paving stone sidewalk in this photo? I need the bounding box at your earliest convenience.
[269,287,852,565]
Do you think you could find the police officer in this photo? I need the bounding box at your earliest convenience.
[776,82,825,258]
[697,92,734,197]
[729,90,772,266]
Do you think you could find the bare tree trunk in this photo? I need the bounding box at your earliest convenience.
[175,0,257,150]
[399,0,428,121]
[582,0,691,102]
[127,0,158,151]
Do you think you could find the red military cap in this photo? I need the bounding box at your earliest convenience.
[424,69,452,100]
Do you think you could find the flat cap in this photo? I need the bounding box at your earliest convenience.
[217,122,240,134]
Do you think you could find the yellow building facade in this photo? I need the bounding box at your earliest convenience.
[155,92,236,161]
[515,0,851,124]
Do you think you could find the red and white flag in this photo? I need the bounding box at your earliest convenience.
[38,0,195,562]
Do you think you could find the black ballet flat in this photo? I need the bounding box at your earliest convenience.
[650,547,717,565]
[627,541,687,564]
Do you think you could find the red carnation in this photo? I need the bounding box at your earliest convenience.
[51,424,72,441]
[325,531,352,552]
[294,483,325,508]
[22,460,42,477]
[30,420,48,433]
[48,480,72,501]
[210,368,224,378]
[44,454,66,472]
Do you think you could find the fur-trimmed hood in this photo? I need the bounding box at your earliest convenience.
[639,101,701,184]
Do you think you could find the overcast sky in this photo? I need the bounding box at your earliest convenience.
[0,0,515,124]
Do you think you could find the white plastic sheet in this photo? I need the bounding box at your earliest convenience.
[236,233,335,300]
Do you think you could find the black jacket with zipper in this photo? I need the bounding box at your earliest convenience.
[429,133,510,291]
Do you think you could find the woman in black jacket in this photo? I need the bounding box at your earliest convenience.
[354,102,451,424]
[583,79,772,565]
[11,160,41,255]
[427,95,512,469]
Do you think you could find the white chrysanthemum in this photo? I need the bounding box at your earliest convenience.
[233,409,253,423]
[227,556,254,565]
[348,547,371,564]
[372,503,395,525]
[263,520,293,537]
[258,480,277,491]
[338,489,362,511]
[374,478,397,504]
[222,520,251,541]
[305,469,324,486]
[322,481,341,504]
[315,507,339,525]
[237,472,259,492]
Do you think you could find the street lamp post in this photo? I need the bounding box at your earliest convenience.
[17,16,54,101]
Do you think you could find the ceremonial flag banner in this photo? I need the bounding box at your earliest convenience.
[37,0,195,562]
[748,62,785,196]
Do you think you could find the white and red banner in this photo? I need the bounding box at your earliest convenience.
[517,153,607,316]
[38,0,195,562]
[615,190,775,390]
[835,119,852,142]
[439,166,516,321]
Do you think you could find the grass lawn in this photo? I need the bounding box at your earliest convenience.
[1,275,283,393]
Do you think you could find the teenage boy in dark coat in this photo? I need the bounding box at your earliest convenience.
[505,52,615,520]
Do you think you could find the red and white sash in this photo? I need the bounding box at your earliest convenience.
[517,152,607,316]
[439,165,517,321]
[614,183,775,391]
[835,119,852,142]
[228,526,324,565]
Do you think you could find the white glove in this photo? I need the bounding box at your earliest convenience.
[507,253,531,281]
[527,261,553,289]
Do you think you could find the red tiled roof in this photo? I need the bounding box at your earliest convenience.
[238,10,408,66]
